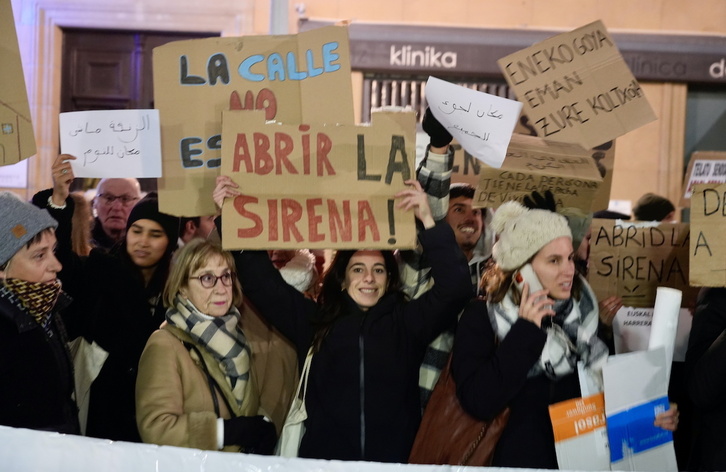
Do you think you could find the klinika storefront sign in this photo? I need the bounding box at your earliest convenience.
[300,19,726,84]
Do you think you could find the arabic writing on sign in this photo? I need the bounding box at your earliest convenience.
[59,109,162,178]
[438,101,504,120]
[82,145,141,166]
[425,76,522,169]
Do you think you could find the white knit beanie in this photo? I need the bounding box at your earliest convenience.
[491,201,572,271]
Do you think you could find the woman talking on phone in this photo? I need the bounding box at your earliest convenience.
[451,201,678,469]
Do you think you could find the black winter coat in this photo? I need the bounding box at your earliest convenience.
[0,287,79,434]
[686,287,726,472]
[452,298,582,469]
[232,223,472,463]
[32,190,167,442]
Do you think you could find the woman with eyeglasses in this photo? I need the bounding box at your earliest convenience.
[135,239,277,453]
[32,154,179,442]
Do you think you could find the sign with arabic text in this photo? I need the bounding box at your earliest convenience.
[473,133,602,211]
[59,109,161,178]
[425,76,521,168]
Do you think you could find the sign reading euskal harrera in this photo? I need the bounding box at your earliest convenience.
[220,110,417,250]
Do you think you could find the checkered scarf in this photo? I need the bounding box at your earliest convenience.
[3,278,62,328]
[166,294,250,406]
[489,275,608,386]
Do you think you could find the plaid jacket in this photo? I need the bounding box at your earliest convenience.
[399,145,492,409]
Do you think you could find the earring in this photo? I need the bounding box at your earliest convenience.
[341,285,346,292]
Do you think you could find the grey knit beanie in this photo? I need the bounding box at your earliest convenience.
[0,191,58,266]
[491,201,572,271]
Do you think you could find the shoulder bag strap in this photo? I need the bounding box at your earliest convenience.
[182,340,235,418]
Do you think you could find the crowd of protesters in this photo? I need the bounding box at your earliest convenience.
[1,109,721,471]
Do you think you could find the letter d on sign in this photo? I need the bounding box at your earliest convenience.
[709,58,725,79]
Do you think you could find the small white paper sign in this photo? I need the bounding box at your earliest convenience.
[59,109,162,178]
[0,159,27,188]
[425,76,522,168]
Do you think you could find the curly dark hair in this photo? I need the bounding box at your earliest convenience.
[312,249,401,351]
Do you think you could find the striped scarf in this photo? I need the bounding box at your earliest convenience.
[166,294,250,406]
[3,278,62,328]
[489,275,608,387]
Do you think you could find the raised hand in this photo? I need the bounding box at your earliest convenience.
[51,154,76,206]
[213,175,240,211]
[394,179,434,229]
[518,282,555,328]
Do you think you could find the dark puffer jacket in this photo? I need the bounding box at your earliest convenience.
[0,286,79,434]
[232,222,471,463]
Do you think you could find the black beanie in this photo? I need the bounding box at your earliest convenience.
[125,192,180,249]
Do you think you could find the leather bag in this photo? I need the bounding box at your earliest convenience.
[409,354,510,466]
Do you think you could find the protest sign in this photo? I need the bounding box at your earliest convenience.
[153,26,354,216]
[680,151,726,207]
[220,110,417,250]
[588,219,695,307]
[689,183,726,287]
[549,393,610,471]
[425,76,521,168]
[603,349,678,471]
[0,159,27,188]
[59,110,161,178]
[473,133,602,212]
[498,20,656,149]
[612,307,693,362]
[0,0,36,166]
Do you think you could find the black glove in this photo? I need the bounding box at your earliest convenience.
[522,190,557,212]
[223,415,278,455]
[422,107,452,148]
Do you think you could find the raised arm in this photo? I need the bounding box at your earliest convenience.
[212,175,316,356]
[397,181,472,345]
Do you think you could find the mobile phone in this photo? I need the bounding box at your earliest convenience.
[514,263,544,296]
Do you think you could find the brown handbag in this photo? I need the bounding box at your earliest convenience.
[408,354,510,466]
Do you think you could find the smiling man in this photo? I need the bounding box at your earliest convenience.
[0,192,79,434]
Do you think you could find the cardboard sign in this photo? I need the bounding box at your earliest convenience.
[0,0,36,166]
[425,76,522,168]
[473,133,602,212]
[680,151,726,207]
[59,110,162,178]
[689,183,726,287]
[588,219,695,307]
[612,307,693,362]
[498,20,656,149]
[549,393,610,471]
[153,26,354,216]
[514,117,615,212]
[220,110,417,250]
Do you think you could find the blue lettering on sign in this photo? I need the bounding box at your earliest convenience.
[606,395,673,463]
[236,41,340,82]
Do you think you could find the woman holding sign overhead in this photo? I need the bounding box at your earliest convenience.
[213,175,472,463]
[449,200,679,469]
[32,154,179,442]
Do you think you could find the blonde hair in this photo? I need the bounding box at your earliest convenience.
[163,239,242,308]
